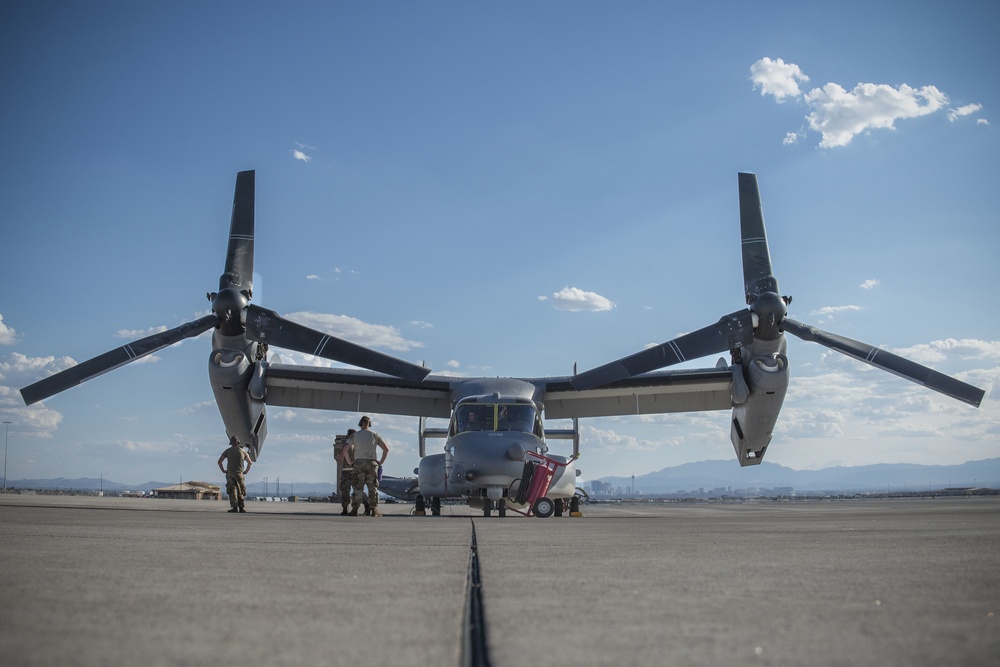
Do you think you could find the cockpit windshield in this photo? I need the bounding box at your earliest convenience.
[455,403,538,436]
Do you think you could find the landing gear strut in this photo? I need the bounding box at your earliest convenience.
[482,498,508,517]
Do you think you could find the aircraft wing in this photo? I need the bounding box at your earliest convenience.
[264,363,734,420]
[263,364,453,418]
[538,367,733,419]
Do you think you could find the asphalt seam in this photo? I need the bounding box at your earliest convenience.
[460,519,492,667]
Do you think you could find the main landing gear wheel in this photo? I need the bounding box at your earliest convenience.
[431,497,441,516]
[533,497,555,518]
[498,499,506,517]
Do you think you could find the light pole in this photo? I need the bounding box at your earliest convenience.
[3,420,12,494]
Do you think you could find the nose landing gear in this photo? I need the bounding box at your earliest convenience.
[482,498,507,517]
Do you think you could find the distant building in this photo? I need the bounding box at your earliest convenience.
[152,481,221,500]
[589,480,611,495]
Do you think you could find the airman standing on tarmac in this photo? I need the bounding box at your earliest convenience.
[336,429,370,516]
[218,435,252,513]
[344,416,388,517]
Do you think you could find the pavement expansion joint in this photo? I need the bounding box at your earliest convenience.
[460,519,492,667]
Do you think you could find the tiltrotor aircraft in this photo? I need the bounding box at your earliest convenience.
[20,171,984,517]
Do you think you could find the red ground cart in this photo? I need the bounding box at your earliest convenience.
[509,451,571,518]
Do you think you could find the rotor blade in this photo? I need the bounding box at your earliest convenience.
[244,305,430,383]
[571,309,756,390]
[739,172,777,299]
[220,170,255,293]
[20,314,219,406]
[782,318,985,408]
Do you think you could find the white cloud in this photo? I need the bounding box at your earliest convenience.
[2,400,64,434]
[804,82,947,148]
[306,274,320,281]
[292,150,312,163]
[752,58,955,148]
[117,325,168,339]
[550,287,615,312]
[0,353,71,437]
[860,279,880,290]
[889,338,1000,364]
[0,314,16,345]
[284,311,423,352]
[777,407,847,439]
[947,103,982,121]
[751,57,809,101]
[810,305,862,318]
[977,118,990,126]
[0,352,77,388]
[581,424,661,452]
[176,400,216,415]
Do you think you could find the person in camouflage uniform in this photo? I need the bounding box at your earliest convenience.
[344,416,388,517]
[336,429,369,516]
[218,435,252,513]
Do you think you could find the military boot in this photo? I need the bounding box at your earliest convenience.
[371,507,383,517]
[348,504,359,516]
[363,506,372,516]
[340,505,349,516]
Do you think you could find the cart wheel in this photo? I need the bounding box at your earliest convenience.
[533,497,555,518]
[498,499,507,517]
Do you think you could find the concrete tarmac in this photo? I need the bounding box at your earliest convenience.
[1,495,997,666]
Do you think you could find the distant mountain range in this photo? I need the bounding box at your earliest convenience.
[0,477,338,497]
[4,458,998,496]
[595,458,1000,495]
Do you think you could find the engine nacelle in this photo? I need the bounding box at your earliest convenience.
[730,350,789,466]
[209,333,267,460]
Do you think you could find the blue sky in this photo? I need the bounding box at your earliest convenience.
[1,1,997,487]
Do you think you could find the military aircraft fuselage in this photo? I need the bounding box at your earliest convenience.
[417,378,579,509]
